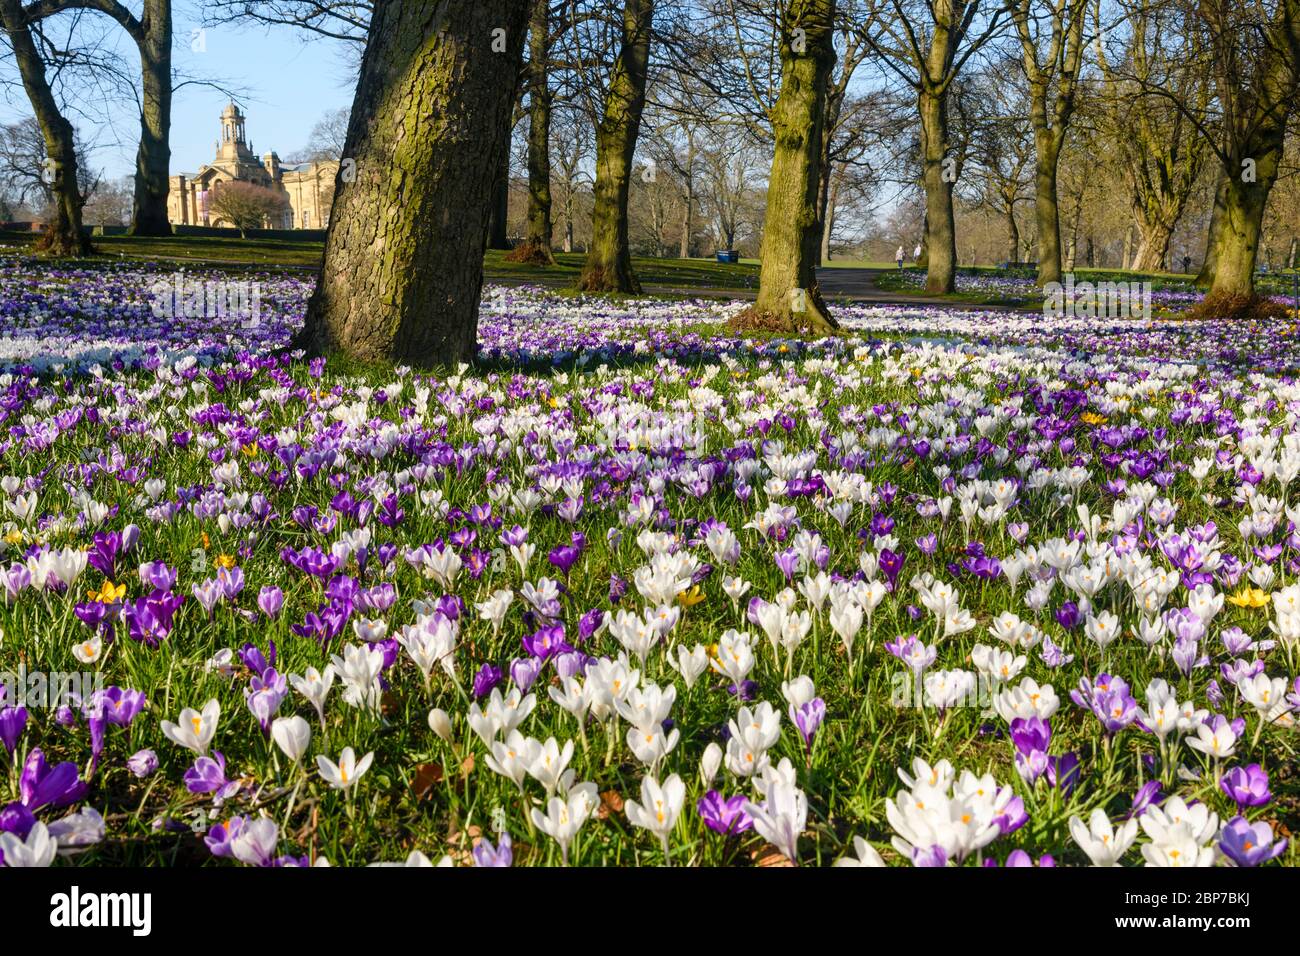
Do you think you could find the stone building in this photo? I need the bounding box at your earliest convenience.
[167,102,338,230]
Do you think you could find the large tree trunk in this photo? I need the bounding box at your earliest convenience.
[919,87,956,293]
[679,132,695,258]
[295,0,529,365]
[509,0,554,264]
[1,0,91,257]
[735,0,838,333]
[1005,205,1019,266]
[577,0,653,294]
[1207,164,1277,296]
[820,172,839,263]
[1195,173,1228,288]
[1032,131,1062,284]
[1129,219,1174,274]
[129,0,173,236]
[487,143,512,250]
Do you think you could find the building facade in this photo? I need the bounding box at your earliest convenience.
[167,103,338,230]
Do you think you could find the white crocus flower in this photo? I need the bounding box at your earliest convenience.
[1069,808,1139,866]
[744,782,808,864]
[316,746,374,792]
[625,773,686,862]
[161,698,220,756]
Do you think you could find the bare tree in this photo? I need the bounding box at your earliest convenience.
[858,0,1007,293]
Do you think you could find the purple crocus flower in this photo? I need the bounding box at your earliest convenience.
[1123,780,1163,819]
[522,622,569,660]
[0,704,28,756]
[91,686,146,727]
[473,663,503,699]
[1055,602,1081,630]
[244,669,287,734]
[473,831,513,867]
[911,845,948,867]
[19,748,88,810]
[1046,752,1081,794]
[138,561,177,593]
[184,752,242,800]
[548,543,583,576]
[1218,816,1288,867]
[127,749,158,778]
[510,656,544,693]
[554,650,589,681]
[1010,716,1051,755]
[697,790,753,835]
[205,816,245,858]
[0,801,36,840]
[1220,764,1271,809]
[257,585,284,618]
[774,548,800,582]
[794,698,826,750]
[878,548,904,591]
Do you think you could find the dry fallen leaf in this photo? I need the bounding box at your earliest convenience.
[411,763,443,800]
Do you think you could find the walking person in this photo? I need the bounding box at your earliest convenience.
[896,245,904,270]
[913,242,922,263]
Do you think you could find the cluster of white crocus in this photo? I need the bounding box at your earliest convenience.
[993,677,1059,723]
[753,594,813,663]
[827,576,886,658]
[617,681,680,769]
[329,642,385,711]
[1271,583,1300,649]
[725,701,782,778]
[1138,797,1219,867]
[396,609,458,687]
[1238,672,1295,729]
[1135,679,1207,745]
[885,759,1012,865]
[910,573,976,639]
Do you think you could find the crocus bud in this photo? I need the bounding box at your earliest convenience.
[700,742,722,788]
[271,715,311,765]
[428,708,452,741]
[257,585,284,619]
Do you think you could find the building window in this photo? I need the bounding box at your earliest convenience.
[302,211,309,228]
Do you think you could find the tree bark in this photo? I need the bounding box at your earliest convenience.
[1005,205,1019,266]
[1,0,91,256]
[1195,173,1228,287]
[487,142,512,250]
[679,131,695,258]
[130,0,173,235]
[820,170,839,263]
[1130,220,1174,274]
[919,87,956,293]
[295,0,529,365]
[738,0,838,332]
[577,0,653,294]
[509,0,554,264]
[1208,157,1280,296]
[1031,131,1062,283]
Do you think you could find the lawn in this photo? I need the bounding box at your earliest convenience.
[0,257,1297,869]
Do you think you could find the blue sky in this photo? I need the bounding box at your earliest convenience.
[0,6,356,181]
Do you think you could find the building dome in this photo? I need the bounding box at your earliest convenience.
[221,101,243,119]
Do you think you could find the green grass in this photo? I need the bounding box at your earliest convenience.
[0,232,763,291]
